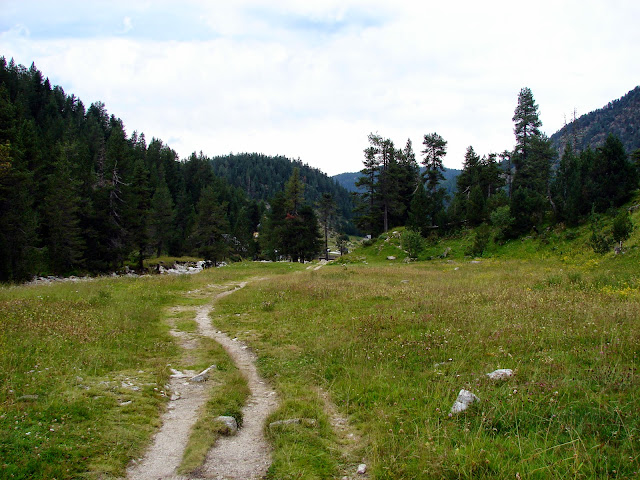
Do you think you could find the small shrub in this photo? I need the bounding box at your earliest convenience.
[588,213,613,254]
[361,238,375,247]
[466,224,491,257]
[612,209,633,245]
[490,205,514,243]
[401,229,424,259]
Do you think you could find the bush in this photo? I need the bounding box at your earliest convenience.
[401,229,424,259]
[466,224,491,257]
[612,209,633,245]
[588,212,613,254]
[490,205,514,243]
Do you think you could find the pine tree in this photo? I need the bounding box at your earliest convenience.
[191,186,229,266]
[127,157,151,270]
[421,132,448,228]
[0,142,40,281]
[318,193,336,260]
[421,132,447,193]
[509,88,555,234]
[407,184,430,234]
[43,143,85,274]
[284,167,304,215]
[354,144,381,236]
[148,176,175,257]
[512,87,542,168]
[591,134,638,211]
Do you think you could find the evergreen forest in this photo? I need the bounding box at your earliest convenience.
[1,56,639,282]
[550,86,640,155]
[352,87,640,245]
[0,58,332,281]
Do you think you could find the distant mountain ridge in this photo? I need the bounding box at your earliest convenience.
[550,86,640,154]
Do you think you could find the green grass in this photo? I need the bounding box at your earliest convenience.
[0,275,184,478]
[3,223,640,479]
[212,258,640,479]
[0,261,305,479]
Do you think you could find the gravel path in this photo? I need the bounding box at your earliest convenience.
[199,285,278,479]
[127,282,278,480]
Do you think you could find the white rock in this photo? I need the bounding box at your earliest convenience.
[387,256,396,260]
[189,365,216,383]
[450,389,480,414]
[215,415,238,434]
[486,368,514,380]
[357,463,367,474]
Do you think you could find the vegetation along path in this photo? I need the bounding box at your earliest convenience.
[127,281,279,480]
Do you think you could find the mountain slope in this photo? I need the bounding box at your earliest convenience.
[209,153,356,231]
[550,86,640,154]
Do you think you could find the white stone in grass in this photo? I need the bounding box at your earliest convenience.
[387,256,396,260]
[189,365,216,383]
[486,368,514,380]
[357,463,367,474]
[450,389,480,414]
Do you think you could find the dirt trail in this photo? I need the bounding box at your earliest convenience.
[127,282,278,480]
[198,286,279,479]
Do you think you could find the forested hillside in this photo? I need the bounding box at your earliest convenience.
[350,88,639,242]
[550,86,640,154]
[210,153,356,233]
[333,167,461,196]
[2,55,638,281]
[0,58,339,281]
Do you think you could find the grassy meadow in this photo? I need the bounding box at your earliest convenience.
[0,262,302,479]
[214,257,640,479]
[1,217,639,478]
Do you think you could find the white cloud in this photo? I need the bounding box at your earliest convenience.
[120,16,133,34]
[1,0,639,175]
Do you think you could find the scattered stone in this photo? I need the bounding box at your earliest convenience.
[18,394,39,401]
[470,260,481,264]
[170,368,187,378]
[189,365,216,383]
[454,267,459,271]
[486,368,514,380]
[401,279,409,284]
[121,381,140,391]
[215,415,238,435]
[450,389,480,414]
[387,256,396,260]
[119,400,132,406]
[170,392,181,401]
[357,463,367,475]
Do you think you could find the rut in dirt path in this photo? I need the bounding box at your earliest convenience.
[197,293,279,480]
[127,282,278,480]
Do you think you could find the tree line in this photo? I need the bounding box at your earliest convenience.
[209,152,355,234]
[0,58,326,282]
[354,87,639,244]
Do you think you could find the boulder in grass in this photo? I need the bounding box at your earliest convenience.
[450,389,480,414]
[486,368,514,380]
[215,415,238,435]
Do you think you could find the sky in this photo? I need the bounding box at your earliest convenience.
[1,0,639,175]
